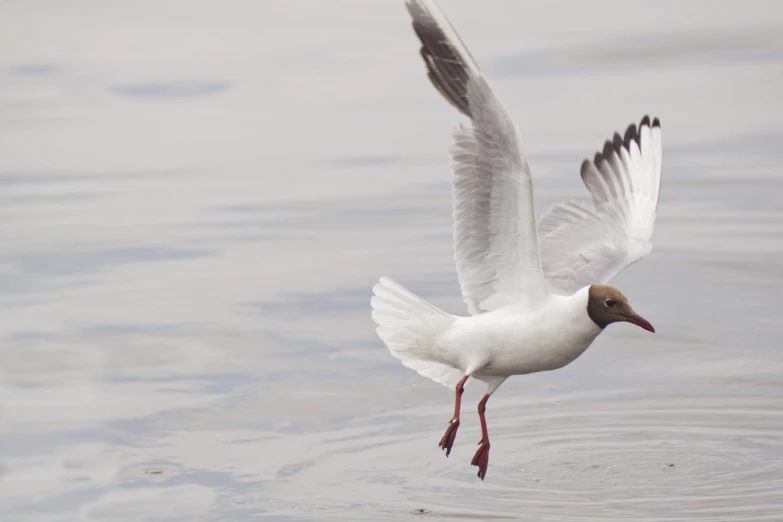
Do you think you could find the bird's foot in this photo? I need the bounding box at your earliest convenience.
[471,439,490,480]
[438,418,460,457]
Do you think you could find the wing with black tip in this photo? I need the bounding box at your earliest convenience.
[537,117,663,295]
[405,0,549,314]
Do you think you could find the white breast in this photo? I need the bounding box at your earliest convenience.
[437,287,603,378]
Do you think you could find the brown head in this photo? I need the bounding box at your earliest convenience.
[587,285,655,333]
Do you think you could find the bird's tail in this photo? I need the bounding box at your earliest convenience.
[370,276,462,388]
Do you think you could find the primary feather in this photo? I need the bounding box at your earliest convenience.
[538,117,663,295]
[406,0,548,315]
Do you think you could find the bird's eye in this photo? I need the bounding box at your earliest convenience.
[605,298,616,307]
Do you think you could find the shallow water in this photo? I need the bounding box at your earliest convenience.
[1,1,783,520]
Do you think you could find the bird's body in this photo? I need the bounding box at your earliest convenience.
[442,288,600,382]
[371,0,663,480]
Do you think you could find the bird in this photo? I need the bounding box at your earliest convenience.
[370,0,662,481]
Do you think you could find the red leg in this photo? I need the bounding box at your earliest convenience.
[470,394,491,480]
[438,375,469,457]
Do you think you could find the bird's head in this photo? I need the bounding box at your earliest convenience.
[587,285,654,333]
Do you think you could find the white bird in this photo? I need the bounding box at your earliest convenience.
[371,0,662,480]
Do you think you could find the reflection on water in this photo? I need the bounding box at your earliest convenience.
[1,0,782,520]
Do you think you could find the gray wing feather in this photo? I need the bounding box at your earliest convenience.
[539,117,663,295]
[406,0,548,314]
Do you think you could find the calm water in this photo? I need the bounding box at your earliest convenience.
[1,1,783,520]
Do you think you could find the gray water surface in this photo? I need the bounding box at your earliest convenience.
[1,1,783,520]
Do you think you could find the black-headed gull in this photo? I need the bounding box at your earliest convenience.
[371,0,661,480]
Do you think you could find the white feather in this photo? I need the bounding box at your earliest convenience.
[538,118,663,295]
[370,277,462,389]
[406,0,548,315]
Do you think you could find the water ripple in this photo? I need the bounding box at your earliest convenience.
[257,393,783,521]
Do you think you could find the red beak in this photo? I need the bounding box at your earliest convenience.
[622,313,655,333]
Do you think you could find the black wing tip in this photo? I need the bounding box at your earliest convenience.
[406,0,474,118]
[593,116,660,170]
[623,123,639,148]
[404,0,426,18]
[640,114,662,129]
[579,158,592,180]
[602,140,614,158]
[622,115,662,150]
[612,132,623,152]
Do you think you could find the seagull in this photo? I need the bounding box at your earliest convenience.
[371,0,662,481]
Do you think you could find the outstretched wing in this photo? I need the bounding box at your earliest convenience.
[538,116,663,295]
[406,0,548,314]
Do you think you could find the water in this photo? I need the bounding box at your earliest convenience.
[1,1,782,520]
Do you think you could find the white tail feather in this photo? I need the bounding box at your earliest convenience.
[370,277,463,389]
